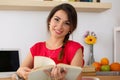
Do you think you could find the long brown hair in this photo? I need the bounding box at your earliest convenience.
[47,3,77,60]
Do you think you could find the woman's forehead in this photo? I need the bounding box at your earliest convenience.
[53,10,69,21]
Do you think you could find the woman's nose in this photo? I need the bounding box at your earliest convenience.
[57,22,64,29]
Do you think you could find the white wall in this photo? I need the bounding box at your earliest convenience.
[0,11,49,63]
[0,0,120,65]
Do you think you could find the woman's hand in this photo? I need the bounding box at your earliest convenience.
[16,67,32,80]
[45,65,67,80]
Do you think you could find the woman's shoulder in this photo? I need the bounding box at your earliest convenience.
[65,40,84,50]
[32,41,45,47]
[66,40,82,46]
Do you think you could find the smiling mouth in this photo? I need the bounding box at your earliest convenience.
[54,29,63,35]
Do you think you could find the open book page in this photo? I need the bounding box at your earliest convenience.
[34,56,56,68]
[28,56,82,80]
[28,65,53,80]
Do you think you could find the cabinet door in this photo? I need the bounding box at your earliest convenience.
[114,27,120,62]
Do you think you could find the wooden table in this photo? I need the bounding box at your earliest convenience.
[95,76,120,80]
[0,77,11,80]
[82,72,120,80]
[0,73,120,80]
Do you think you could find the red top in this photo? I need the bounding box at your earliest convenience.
[30,40,84,65]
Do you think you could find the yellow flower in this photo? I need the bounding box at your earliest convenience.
[84,35,97,45]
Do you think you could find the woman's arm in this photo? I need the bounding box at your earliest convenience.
[70,48,84,80]
[16,52,33,79]
[20,52,33,68]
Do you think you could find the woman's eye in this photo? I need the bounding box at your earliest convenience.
[65,22,70,25]
[54,18,59,22]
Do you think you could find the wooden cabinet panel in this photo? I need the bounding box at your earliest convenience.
[0,1,112,12]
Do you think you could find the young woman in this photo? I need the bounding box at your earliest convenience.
[15,3,84,80]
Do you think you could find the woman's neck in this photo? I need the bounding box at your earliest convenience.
[46,37,64,49]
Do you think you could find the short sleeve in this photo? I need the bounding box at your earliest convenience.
[30,42,45,57]
[64,41,84,64]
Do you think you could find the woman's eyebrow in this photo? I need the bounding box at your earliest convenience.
[54,16,60,19]
[54,16,69,22]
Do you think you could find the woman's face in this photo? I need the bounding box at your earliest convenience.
[49,10,71,39]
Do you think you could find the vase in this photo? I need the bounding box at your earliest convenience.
[87,45,95,66]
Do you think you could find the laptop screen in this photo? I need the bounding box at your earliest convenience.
[0,50,20,72]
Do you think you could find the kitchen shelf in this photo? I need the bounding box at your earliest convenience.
[0,0,112,12]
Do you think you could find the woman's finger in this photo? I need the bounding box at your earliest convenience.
[51,66,57,77]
